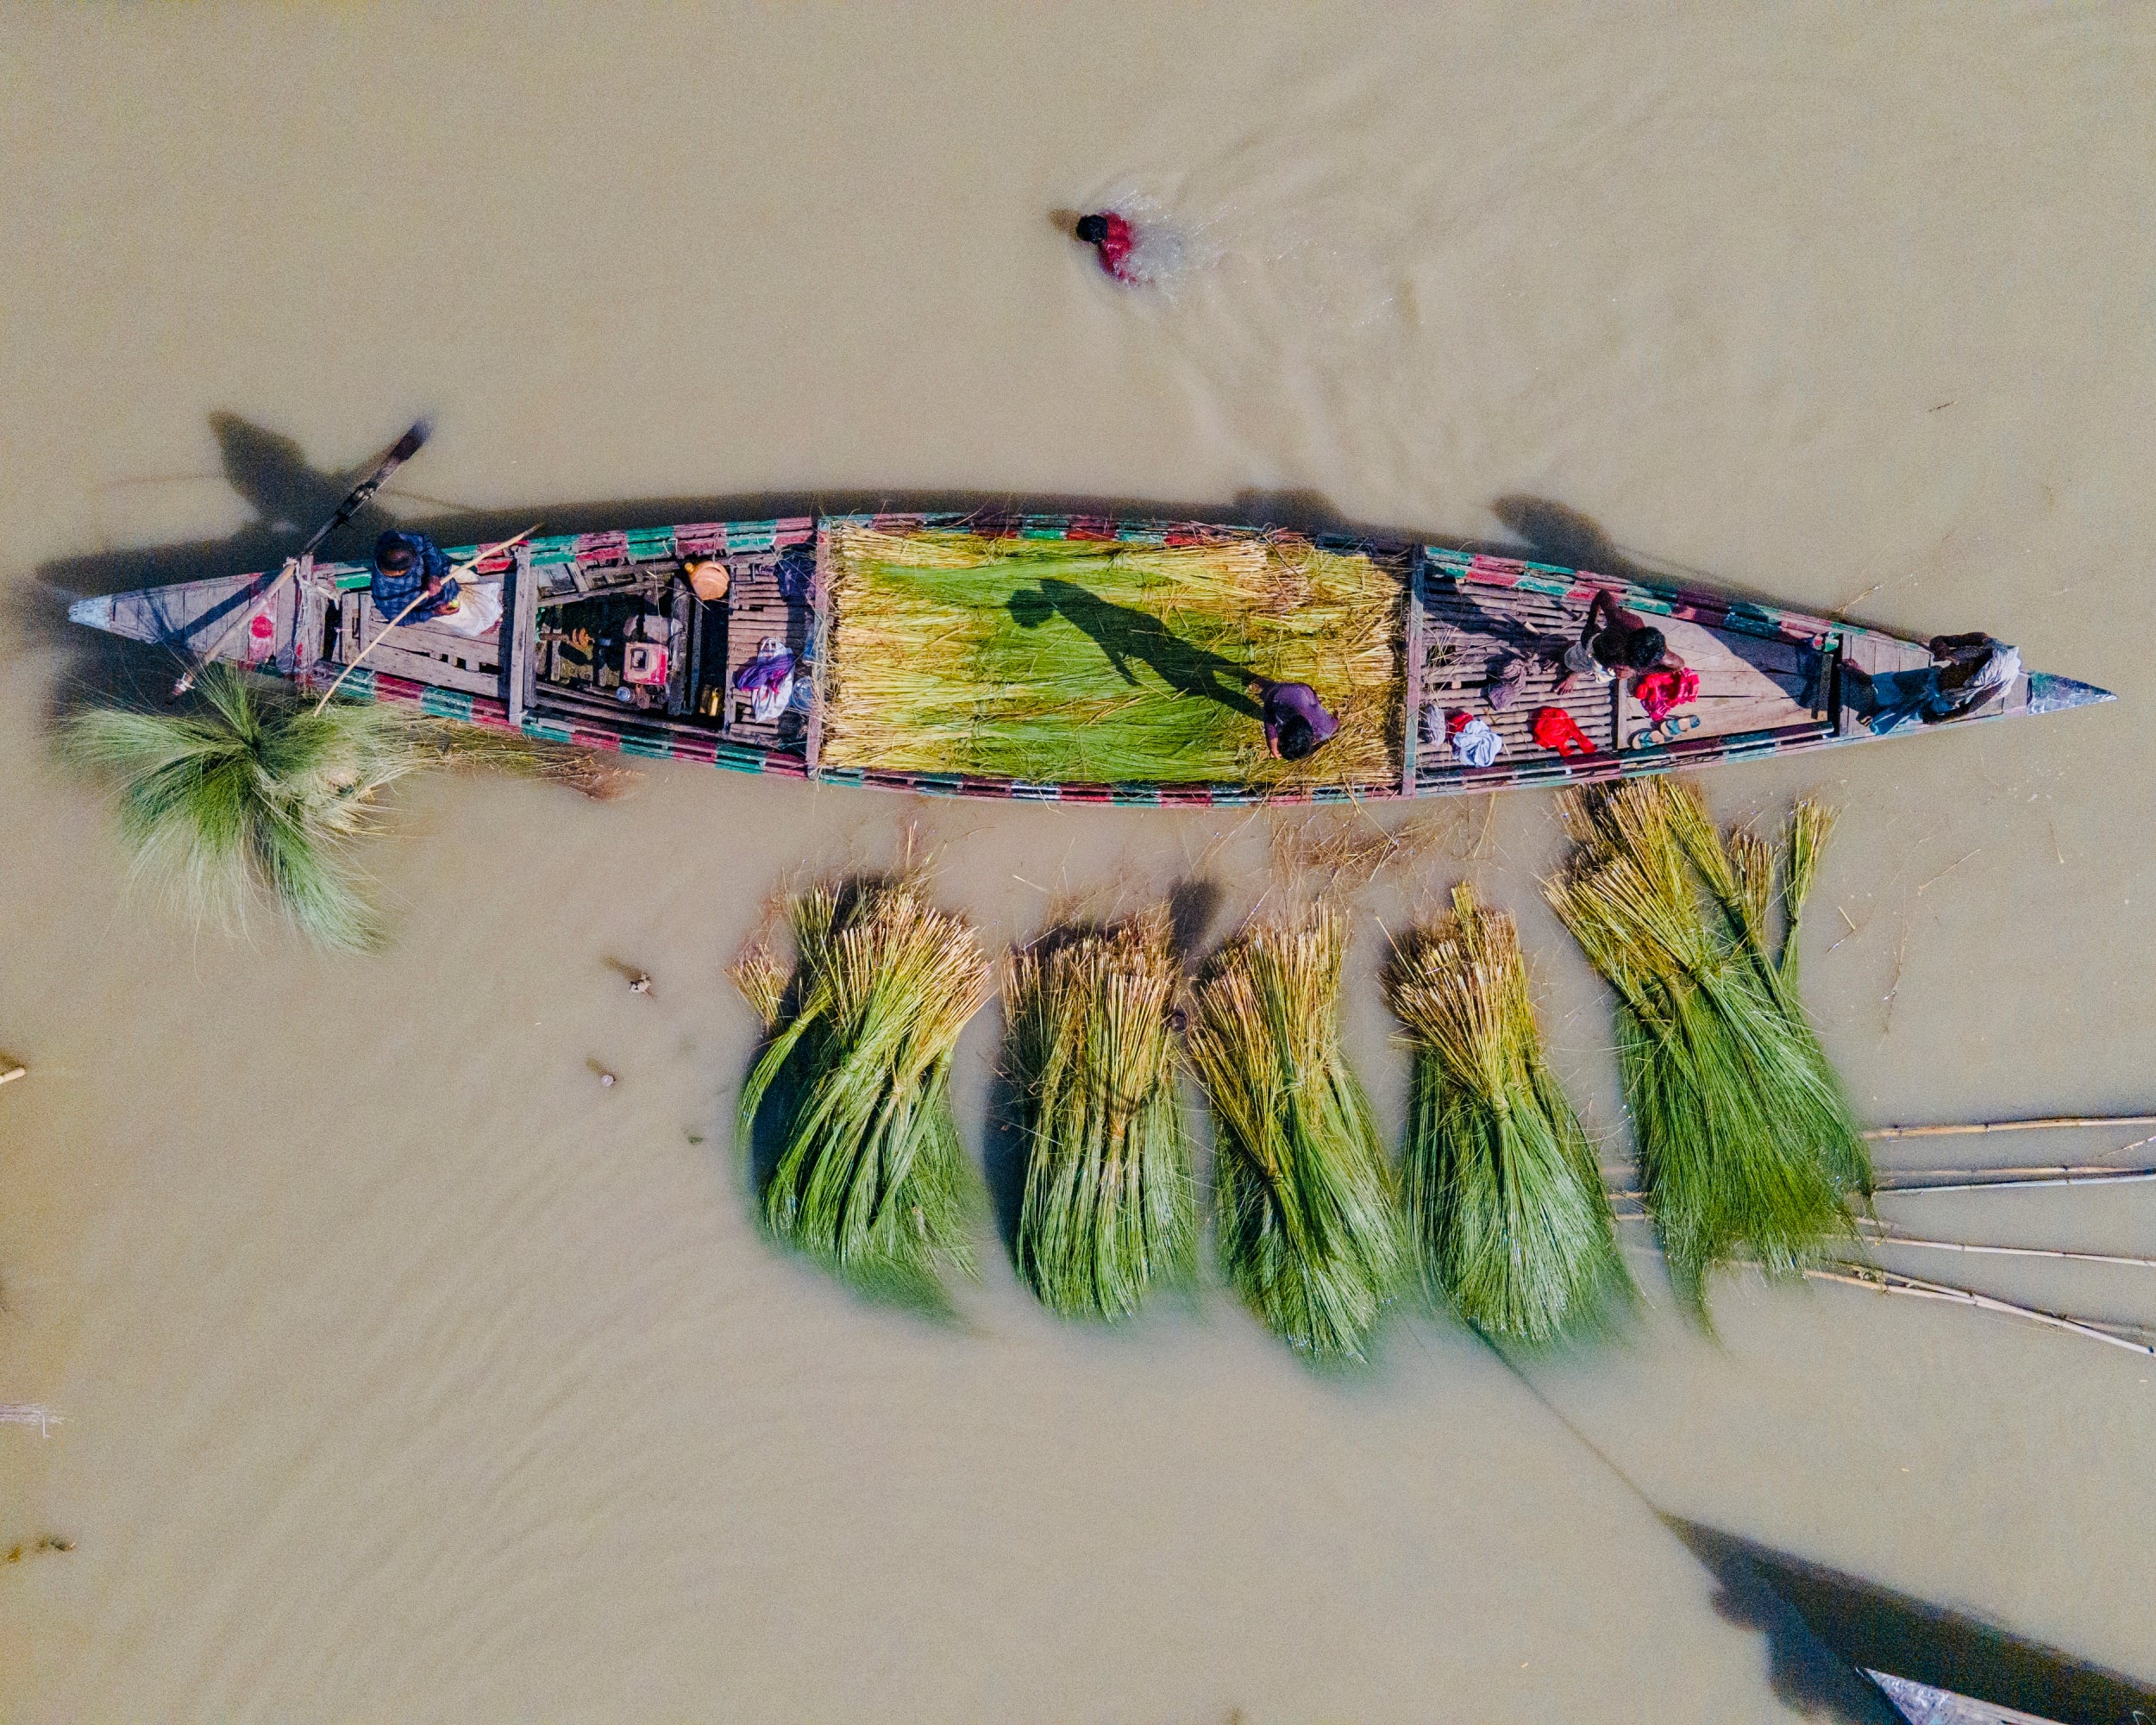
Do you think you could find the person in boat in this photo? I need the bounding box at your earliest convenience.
[370,528,459,624]
[1254,679,1338,762]
[1553,590,1684,693]
[1075,210,1141,284]
[1848,631,2021,733]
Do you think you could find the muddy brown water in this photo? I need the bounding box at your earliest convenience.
[3,6,2153,1719]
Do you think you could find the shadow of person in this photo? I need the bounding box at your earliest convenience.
[1006,579,1263,718]
[208,411,404,543]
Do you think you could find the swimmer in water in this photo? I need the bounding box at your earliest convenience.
[1075,210,1140,284]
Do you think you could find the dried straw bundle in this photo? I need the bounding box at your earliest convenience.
[733,881,992,1305]
[66,665,416,950]
[1188,906,1405,1360]
[1545,780,1867,1311]
[1006,914,1196,1320]
[1385,886,1630,1346]
[406,719,639,800]
[822,525,1397,787]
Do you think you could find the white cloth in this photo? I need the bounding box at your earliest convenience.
[436,579,505,639]
[1451,716,1503,768]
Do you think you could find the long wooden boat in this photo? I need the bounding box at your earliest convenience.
[69,510,2112,806]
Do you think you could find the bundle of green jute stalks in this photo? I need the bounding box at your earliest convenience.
[733,879,992,1306]
[66,665,632,951]
[1006,913,1197,1321]
[1385,885,1632,1347]
[1188,904,1406,1362]
[1545,779,1868,1312]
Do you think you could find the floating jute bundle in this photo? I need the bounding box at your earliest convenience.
[733,878,991,1307]
[1188,904,1405,1361]
[1385,885,1631,1346]
[1545,779,1867,1313]
[1006,913,1196,1320]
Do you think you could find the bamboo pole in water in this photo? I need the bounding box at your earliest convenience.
[1858,1226,2156,1270]
[1806,1265,2156,1358]
[1865,1112,2156,1139]
[1874,1166,2156,1196]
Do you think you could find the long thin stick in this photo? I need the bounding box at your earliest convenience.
[1806,1265,2156,1358]
[0,1064,24,1088]
[1865,1111,2156,1139]
[172,420,430,697]
[1875,1166,2156,1197]
[311,525,538,714]
[1859,1226,2156,1270]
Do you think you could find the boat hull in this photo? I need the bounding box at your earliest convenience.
[67,510,2114,806]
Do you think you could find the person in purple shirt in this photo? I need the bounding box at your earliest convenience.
[1254,679,1338,762]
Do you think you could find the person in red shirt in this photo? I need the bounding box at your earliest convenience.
[1075,211,1140,284]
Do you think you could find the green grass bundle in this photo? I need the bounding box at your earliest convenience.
[733,880,992,1306]
[66,665,417,951]
[66,669,637,951]
[1006,914,1196,1320]
[822,525,1398,787]
[1188,905,1405,1361]
[1544,780,1868,1312]
[1384,885,1630,1347]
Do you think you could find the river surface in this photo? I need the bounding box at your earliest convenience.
[3,6,2153,1720]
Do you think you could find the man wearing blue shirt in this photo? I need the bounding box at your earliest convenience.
[370,529,460,624]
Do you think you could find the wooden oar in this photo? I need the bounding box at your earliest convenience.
[310,524,539,714]
[171,420,431,698]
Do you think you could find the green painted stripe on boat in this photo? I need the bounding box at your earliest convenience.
[617,732,674,759]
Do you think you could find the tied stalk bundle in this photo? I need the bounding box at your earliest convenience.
[65,664,417,951]
[733,880,991,1306]
[1188,906,1405,1361]
[66,667,635,950]
[1544,780,1866,1312]
[1384,886,1631,1347]
[1006,914,1196,1320]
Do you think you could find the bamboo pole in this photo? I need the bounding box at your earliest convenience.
[1875,1166,2156,1196]
[1858,1226,2156,1270]
[1806,1265,2156,1358]
[1865,1112,2156,1139]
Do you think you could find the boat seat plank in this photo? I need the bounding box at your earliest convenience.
[1615,616,1822,744]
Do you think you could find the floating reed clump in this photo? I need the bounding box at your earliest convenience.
[733,879,992,1306]
[1006,913,1196,1320]
[1385,885,1630,1347]
[66,669,637,950]
[1188,905,1405,1361]
[66,664,417,950]
[1545,780,1868,1312]
[821,525,1398,787]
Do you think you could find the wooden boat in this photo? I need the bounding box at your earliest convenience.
[69,510,2111,806]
